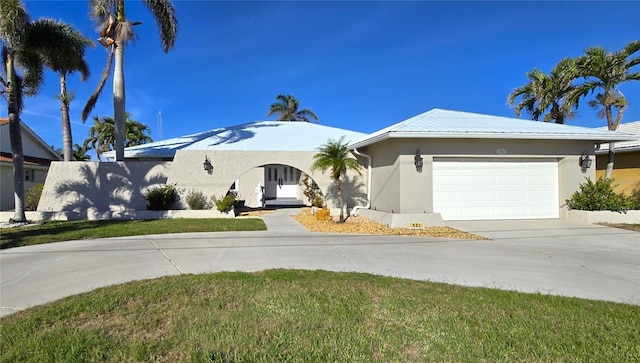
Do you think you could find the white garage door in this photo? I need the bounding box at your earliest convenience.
[433,159,559,220]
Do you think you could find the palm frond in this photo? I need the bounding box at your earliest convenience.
[89,0,116,24]
[82,47,114,121]
[26,18,94,80]
[142,0,178,53]
[0,0,30,46]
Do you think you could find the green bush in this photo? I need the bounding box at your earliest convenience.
[25,183,44,211]
[212,194,236,213]
[312,196,324,208]
[566,178,631,212]
[145,184,177,211]
[628,189,640,210]
[185,189,209,210]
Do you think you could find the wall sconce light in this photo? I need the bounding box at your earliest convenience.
[203,155,213,175]
[579,151,592,171]
[414,148,423,173]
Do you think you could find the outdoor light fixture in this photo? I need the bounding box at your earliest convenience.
[414,148,423,172]
[203,155,213,175]
[579,151,592,171]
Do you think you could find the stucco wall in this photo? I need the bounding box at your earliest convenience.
[166,150,366,210]
[237,167,264,208]
[360,138,597,218]
[37,150,367,214]
[365,142,401,213]
[38,161,170,213]
[595,152,640,194]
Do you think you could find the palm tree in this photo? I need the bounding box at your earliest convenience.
[568,40,640,179]
[72,143,91,161]
[83,113,153,160]
[124,117,153,146]
[1,0,90,221]
[310,136,362,222]
[507,58,578,124]
[266,94,319,122]
[82,0,178,161]
[35,19,93,162]
[83,115,115,161]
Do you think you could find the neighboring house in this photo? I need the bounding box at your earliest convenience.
[0,118,62,211]
[37,109,634,225]
[596,120,640,194]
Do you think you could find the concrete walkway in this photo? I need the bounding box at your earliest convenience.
[1,212,639,317]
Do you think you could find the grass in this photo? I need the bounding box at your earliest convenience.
[1,270,638,362]
[0,218,266,249]
[601,223,640,232]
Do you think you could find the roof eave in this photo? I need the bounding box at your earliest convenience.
[349,131,635,149]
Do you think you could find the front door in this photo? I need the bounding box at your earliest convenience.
[265,165,299,199]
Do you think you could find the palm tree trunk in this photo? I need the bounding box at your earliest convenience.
[5,55,27,222]
[60,73,73,162]
[604,104,617,180]
[113,38,126,161]
[335,178,345,223]
[604,146,615,179]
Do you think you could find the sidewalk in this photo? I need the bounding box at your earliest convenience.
[259,207,310,235]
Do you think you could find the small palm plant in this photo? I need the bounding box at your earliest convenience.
[310,136,362,222]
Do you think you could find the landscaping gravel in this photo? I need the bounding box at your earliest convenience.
[292,208,487,240]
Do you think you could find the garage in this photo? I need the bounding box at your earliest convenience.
[432,158,559,220]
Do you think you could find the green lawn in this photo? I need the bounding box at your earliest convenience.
[0,218,266,249]
[1,270,638,362]
[602,223,640,232]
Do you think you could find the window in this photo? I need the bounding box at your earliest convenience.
[268,167,272,181]
[25,169,34,181]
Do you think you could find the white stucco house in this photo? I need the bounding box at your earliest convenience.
[36,109,634,225]
[0,118,62,211]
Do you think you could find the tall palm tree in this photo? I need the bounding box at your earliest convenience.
[266,94,319,122]
[35,19,94,162]
[83,113,153,160]
[82,0,178,161]
[507,58,578,124]
[1,0,89,221]
[310,136,362,222]
[568,40,640,179]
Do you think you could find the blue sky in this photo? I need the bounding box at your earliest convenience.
[5,1,640,155]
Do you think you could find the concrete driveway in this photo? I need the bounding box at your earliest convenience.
[1,211,639,317]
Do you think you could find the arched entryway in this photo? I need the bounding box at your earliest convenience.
[264,164,301,200]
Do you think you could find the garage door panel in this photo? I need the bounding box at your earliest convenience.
[433,159,559,220]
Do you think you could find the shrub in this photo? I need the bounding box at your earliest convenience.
[628,189,640,210]
[145,184,178,211]
[212,194,236,213]
[566,178,631,212]
[185,189,209,210]
[301,174,323,205]
[312,196,324,208]
[25,183,44,211]
[315,207,331,221]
